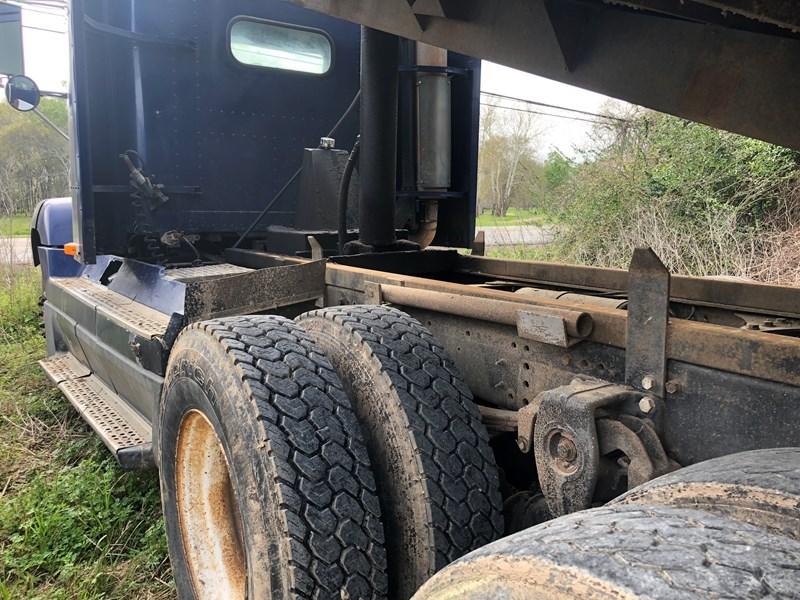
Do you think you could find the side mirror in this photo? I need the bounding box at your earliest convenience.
[5,75,41,112]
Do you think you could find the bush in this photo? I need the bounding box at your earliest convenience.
[545,112,800,278]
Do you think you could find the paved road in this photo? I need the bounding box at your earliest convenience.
[480,225,555,247]
[0,237,32,265]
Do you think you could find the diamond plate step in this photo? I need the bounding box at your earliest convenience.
[40,353,153,470]
[165,262,252,282]
[51,277,171,338]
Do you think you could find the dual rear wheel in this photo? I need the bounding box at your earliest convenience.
[158,309,800,599]
[158,308,503,599]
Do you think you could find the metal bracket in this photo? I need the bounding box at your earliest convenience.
[471,230,486,256]
[533,381,635,517]
[307,235,324,261]
[517,308,591,348]
[625,247,670,397]
[364,281,383,305]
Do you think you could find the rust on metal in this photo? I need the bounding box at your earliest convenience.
[478,404,518,433]
[175,409,246,600]
[183,259,326,321]
[325,262,800,387]
[625,248,670,397]
[374,282,593,346]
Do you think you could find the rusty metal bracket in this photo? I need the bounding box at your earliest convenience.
[533,381,635,517]
[517,308,592,348]
[625,247,670,397]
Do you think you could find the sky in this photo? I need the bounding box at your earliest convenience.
[10,4,626,160]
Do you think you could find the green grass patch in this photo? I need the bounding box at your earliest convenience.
[0,215,32,238]
[475,208,552,228]
[486,244,560,262]
[0,267,171,599]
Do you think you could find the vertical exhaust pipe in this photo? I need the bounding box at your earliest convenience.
[355,26,399,251]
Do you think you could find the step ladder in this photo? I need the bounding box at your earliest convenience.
[40,352,154,469]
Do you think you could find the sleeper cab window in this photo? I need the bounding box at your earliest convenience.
[229,18,333,75]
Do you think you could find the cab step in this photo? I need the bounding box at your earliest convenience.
[40,353,154,470]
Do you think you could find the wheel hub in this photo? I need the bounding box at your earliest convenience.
[176,409,246,599]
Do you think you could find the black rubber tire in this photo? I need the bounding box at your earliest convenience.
[297,305,503,599]
[413,504,800,600]
[612,447,800,539]
[159,315,387,599]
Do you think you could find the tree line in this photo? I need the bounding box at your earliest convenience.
[478,101,800,283]
[0,98,69,217]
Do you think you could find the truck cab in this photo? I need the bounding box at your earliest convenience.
[4,0,800,598]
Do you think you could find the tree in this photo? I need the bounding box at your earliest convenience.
[0,98,69,217]
[543,150,573,190]
[478,105,542,216]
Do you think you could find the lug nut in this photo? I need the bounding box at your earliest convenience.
[556,436,578,463]
[638,396,656,414]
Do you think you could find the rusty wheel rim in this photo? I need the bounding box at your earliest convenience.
[176,409,246,599]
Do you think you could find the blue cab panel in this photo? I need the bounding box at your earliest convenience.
[69,0,361,262]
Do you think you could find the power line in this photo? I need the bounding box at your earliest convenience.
[481,90,629,123]
[22,24,67,33]
[480,101,615,125]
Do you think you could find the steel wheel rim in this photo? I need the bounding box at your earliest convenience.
[176,409,246,599]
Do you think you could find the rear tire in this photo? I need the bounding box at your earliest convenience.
[159,316,387,599]
[413,504,800,599]
[297,305,503,599]
[612,447,800,539]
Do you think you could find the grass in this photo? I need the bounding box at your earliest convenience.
[0,265,172,599]
[0,215,32,238]
[475,207,552,228]
[486,244,559,262]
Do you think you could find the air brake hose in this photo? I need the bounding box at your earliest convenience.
[338,135,361,255]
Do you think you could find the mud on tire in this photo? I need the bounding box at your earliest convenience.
[297,305,503,599]
[159,315,387,599]
[613,447,800,539]
[413,504,800,599]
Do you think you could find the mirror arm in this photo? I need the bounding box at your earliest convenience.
[40,90,68,99]
[32,107,68,141]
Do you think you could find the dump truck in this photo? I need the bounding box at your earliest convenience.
[3,0,800,598]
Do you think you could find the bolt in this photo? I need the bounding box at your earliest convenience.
[641,375,655,390]
[319,136,335,149]
[745,323,759,330]
[560,355,571,366]
[763,320,775,328]
[517,436,528,452]
[638,396,656,414]
[665,380,680,394]
[554,435,578,463]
